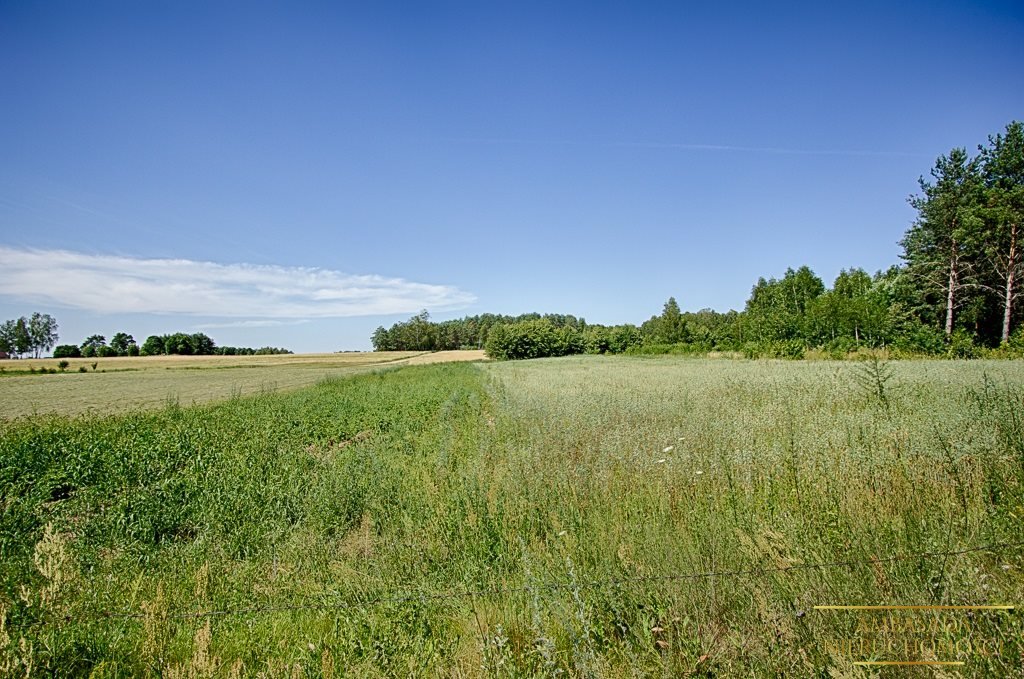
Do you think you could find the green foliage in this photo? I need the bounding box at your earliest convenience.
[1009,327,1024,351]
[373,311,587,352]
[744,266,824,343]
[80,335,106,358]
[0,313,60,358]
[640,297,690,344]
[948,328,980,358]
[109,332,136,356]
[0,316,37,359]
[978,121,1024,342]
[740,339,807,359]
[486,319,566,360]
[139,335,164,356]
[52,345,81,359]
[98,332,285,357]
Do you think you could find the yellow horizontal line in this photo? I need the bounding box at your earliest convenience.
[854,661,965,666]
[814,605,1014,610]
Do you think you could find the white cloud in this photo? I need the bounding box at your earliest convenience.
[195,319,312,329]
[0,247,476,318]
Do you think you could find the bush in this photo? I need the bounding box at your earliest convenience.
[624,342,709,356]
[891,323,946,356]
[485,320,584,360]
[823,336,857,359]
[741,340,806,359]
[948,329,979,359]
[1007,327,1024,352]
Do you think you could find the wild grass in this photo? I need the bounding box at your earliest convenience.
[1,356,1022,675]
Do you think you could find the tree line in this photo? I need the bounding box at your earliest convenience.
[373,121,1024,360]
[51,331,292,358]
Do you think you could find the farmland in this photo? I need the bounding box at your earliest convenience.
[0,351,484,418]
[2,356,1023,675]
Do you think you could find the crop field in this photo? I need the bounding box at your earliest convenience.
[2,356,1023,676]
[0,351,484,418]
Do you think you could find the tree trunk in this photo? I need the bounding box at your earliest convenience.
[945,242,958,336]
[1002,223,1018,343]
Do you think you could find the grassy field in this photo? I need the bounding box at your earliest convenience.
[0,351,484,418]
[1,356,1023,676]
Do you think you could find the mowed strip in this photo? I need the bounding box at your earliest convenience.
[0,350,486,418]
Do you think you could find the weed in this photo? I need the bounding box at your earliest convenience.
[851,352,895,411]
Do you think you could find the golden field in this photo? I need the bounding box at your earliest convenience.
[0,350,486,418]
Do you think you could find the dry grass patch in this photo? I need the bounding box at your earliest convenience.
[0,351,481,418]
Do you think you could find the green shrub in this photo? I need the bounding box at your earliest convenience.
[892,323,946,355]
[1004,327,1024,354]
[948,329,979,359]
[485,320,584,360]
[740,340,806,359]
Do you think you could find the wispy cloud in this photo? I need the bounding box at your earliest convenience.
[0,247,476,318]
[196,319,312,329]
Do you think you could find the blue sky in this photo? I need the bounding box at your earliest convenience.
[1,1,1022,352]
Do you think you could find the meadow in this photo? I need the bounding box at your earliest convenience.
[1,355,1023,676]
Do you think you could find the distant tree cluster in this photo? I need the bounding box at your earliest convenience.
[211,345,293,356]
[373,122,1024,361]
[53,331,292,358]
[0,313,58,359]
[54,331,141,358]
[139,333,291,356]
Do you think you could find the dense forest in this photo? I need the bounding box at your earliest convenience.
[373,121,1024,360]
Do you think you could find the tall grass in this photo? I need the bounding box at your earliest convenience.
[1,358,1023,675]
